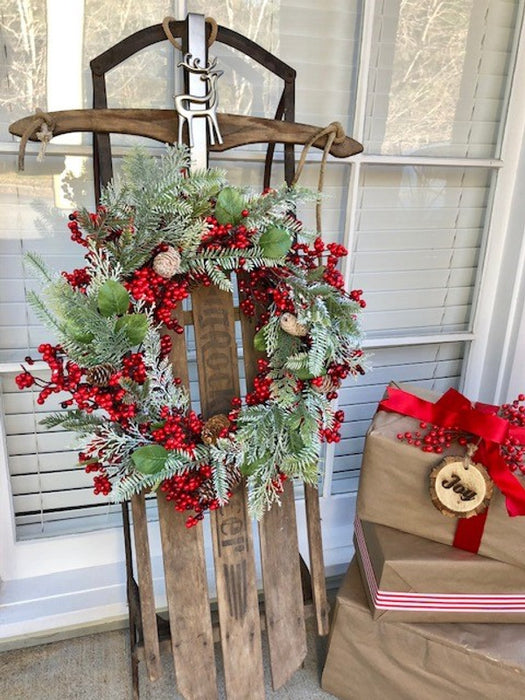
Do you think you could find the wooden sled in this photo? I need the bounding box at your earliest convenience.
[10,15,362,699]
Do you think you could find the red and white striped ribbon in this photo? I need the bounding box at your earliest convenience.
[354,517,525,612]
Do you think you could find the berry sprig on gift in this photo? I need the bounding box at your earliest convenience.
[397,393,525,475]
[15,145,367,524]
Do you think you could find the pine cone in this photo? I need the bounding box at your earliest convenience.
[201,414,231,445]
[153,246,182,278]
[197,478,217,503]
[85,363,115,387]
[225,465,242,490]
[280,312,308,337]
[312,375,339,394]
[196,466,242,506]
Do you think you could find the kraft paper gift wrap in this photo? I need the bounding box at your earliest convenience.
[356,385,525,568]
[321,560,525,700]
[354,518,525,623]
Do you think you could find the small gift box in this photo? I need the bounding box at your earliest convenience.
[354,517,525,623]
[356,384,525,568]
[321,560,525,700]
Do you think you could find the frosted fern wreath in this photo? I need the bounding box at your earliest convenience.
[16,146,366,526]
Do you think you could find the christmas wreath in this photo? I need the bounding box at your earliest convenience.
[16,146,366,525]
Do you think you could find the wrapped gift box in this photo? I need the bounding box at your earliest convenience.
[356,385,525,568]
[321,560,525,700]
[354,517,525,623]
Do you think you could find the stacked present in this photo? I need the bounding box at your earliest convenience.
[322,384,525,700]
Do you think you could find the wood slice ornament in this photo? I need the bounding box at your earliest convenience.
[429,446,493,519]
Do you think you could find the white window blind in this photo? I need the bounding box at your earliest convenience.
[365,0,519,157]
[352,166,491,336]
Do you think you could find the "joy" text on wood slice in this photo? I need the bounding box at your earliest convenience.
[429,455,493,519]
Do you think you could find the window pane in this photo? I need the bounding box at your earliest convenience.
[365,0,519,157]
[332,342,465,495]
[350,165,492,337]
[0,1,47,137]
[0,154,94,363]
[189,0,361,129]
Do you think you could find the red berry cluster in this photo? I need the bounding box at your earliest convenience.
[67,212,89,247]
[79,454,113,496]
[125,266,189,334]
[321,409,345,443]
[238,268,274,318]
[15,370,35,389]
[397,394,525,475]
[160,464,227,528]
[397,422,468,454]
[152,406,204,454]
[269,284,295,316]
[349,289,367,308]
[499,394,525,473]
[93,473,112,496]
[500,394,525,426]
[159,334,173,358]
[200,210,252,250]
[15,344,83,405]
[61,267,91,292]
[245,359,273,405]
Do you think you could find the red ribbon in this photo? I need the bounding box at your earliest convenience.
[378,386,525,553]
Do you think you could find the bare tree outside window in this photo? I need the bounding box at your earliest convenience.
[0,0,47,136]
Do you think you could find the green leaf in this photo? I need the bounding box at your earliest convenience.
[65,322,94,344]
[289,430,306,454]
[295,366,318,380]
[258,226,292,259]
[115,313,148,345]
[131,444,169,474]
[253,326,267,352]
[214,187,244,225]
[307,265,326,281]
[241,454,270,477]
[97,280,130,317]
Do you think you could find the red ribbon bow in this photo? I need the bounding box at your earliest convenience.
[378,386,525,553]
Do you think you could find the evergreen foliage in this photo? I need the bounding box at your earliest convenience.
[17,145,367,526]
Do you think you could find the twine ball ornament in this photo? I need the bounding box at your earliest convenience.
[201,414,231,445]
[85,363,115,387]
[280,312,308,337]
[153,246,182,278]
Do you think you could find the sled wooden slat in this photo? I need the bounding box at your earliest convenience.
[130,492,162,682]
[238,277,308,690]
[157,314,218,700]
[259,480,307,689]
[192,284,265,700]
[157,496,218,700]
[304,484,330,635]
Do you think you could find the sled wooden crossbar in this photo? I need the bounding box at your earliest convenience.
[10,109,361,159]
[10,16,362,699]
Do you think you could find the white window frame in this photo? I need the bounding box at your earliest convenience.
[2,0,525,642]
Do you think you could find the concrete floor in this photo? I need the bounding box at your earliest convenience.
[0,615,338,700]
